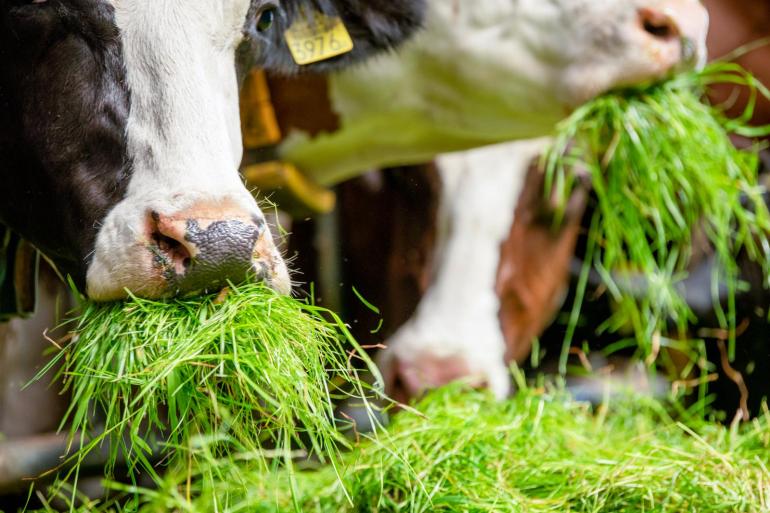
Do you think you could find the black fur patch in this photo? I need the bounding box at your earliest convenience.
[0,0,132,285]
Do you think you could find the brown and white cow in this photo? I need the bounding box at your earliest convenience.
[339,0,770,404]
[378,140,558,400]
[265,0,709,400]
[331,140,582,402]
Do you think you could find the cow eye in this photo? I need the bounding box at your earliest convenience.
[256,7,276,32]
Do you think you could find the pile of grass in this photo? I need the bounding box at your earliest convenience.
[29,64,770,512]
[61,382,770,513]
[544,63,770,370]
[35,283,381,497]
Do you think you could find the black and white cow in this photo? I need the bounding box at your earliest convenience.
[0,0,425,302]
[0,0,424,497]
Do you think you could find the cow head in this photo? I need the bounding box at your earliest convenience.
[517,0,710,106]
[282,0,710,186]
[383,0,707,118]
[0,0,424,301]
[354,0,710,401]
[436,0,709,112]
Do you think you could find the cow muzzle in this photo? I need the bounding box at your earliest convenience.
[86,197,291,302]
[563,0,709,107]
[635,0,709,72]
[146,200,289,297]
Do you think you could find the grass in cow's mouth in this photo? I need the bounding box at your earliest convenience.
[34,282,382,498]
[545,62,770,374]
[58,381,770,513]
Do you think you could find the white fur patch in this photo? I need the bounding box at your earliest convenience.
[381,139,550,399]
[87,0,289,300]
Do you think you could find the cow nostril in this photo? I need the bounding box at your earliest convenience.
[151,230,193,273]
[148,212,195,276]
[638,8,679,41]
[644,20,674,39]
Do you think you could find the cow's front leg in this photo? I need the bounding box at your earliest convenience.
[496,159,588,365]
[379,140,557,403]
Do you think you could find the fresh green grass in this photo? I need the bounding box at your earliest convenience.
[58,382,770,513]
[34,283,382,498]
[28,64,770,512]
[544,63,770,371]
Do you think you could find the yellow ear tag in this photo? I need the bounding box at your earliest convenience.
[284,11,354,65]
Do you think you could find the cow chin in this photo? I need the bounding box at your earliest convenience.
[86,243,291,302]
[86,244,291,302]
[561,52,698,108]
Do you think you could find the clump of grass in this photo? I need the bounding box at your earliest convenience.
[72,382,770,513]
[35,283,382,490]
[545,63,770,371]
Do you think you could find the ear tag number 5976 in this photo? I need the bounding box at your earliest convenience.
[284,12,354,65]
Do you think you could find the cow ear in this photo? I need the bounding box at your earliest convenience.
[246,0,426,75]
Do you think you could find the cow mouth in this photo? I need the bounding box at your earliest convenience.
[148,245,255,298]
[88,203,291,302]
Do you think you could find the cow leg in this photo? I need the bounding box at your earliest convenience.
[496,158,588,365]
[379,140,551,402]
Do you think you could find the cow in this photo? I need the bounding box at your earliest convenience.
[0,0,425,303]
[379,140,557,400]
[333,140,580,402]
[331,0,770,406]
[0,0,425,501]
[272,0,709,187]
[252,0,709,400]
